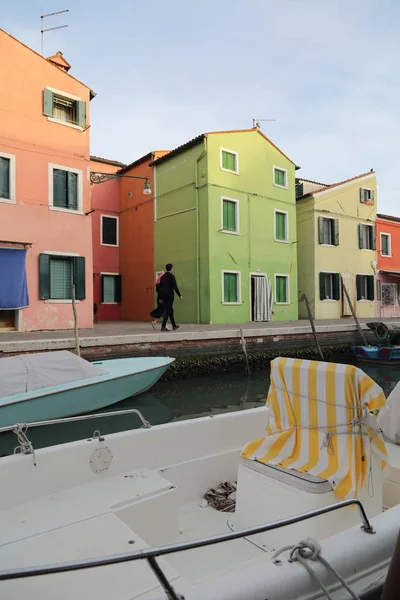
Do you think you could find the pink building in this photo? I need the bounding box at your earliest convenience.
[90,157,126,322]
[0,29,95,331]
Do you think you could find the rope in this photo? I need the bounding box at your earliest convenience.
[12,423,36,466]
[272,538,360,600]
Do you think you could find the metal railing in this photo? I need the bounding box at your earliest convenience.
[0,499,375,599]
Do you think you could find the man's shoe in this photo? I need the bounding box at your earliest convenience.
[173,325,180,330]
[161,327,168,332]
[151,321,157,330]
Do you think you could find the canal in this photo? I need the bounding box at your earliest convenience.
[0,362,399,457]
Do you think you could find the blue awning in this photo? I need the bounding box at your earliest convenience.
[0,248,29,309]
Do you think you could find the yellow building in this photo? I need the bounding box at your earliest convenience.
[296,171,377,320]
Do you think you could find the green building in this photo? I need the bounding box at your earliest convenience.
[152,128,298,324]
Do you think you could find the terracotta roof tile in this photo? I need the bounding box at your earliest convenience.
[377,213,400,224]
[297,171,376,200]
[118,150,171,174]
[90,155,126,168]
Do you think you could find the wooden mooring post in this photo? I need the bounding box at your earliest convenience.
[239,326,251,376]
[341,278,369,347]
[71,284,81,357]
[300,293,324,360]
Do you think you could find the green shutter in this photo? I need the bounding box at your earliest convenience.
[115,275,122,303]
[276,212,286,240]
[381,235,388,256]
[358,224,364,249]
[222,151,236,172]
[67,172,78,210]
[53,169,67,208]
[0,157,10,199]
[43,88,53,117]
[359,188,364,203]
[333,219,340,246]
[73,257,86,300]
[356,275,362,300]
[50,258,72,299]
[367,276,374,301]
[377,280,382,301]
[318,217,324,244]
[223,200,236,231]
[224,273,238,302]
[276,276,287,303]
[319,272,326,301]
[371,226,376,251]
[333,273,340,300]
[77,100,86,128]
[39,254,50,300]
[274,169,285,187]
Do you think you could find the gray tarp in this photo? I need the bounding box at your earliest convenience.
[0,351,109,399]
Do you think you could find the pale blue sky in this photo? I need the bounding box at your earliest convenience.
[3,0,399,213]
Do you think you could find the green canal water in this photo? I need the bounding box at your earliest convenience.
[0,363,399,457]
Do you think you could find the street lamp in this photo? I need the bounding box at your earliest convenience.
[90,172,152,195]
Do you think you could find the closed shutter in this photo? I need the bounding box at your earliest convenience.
[222,151,236,172]
[0,157,10,199]
[356,275,362,300]
[223,201,236,231]
[333,219,340,246]
[371,226,376,251]
[367,276,375,301]
[224,273,238,303]
[115,275,122,303]
[359,188,365,203]
[77,100,86,128]
[53,169,67,208]
[377,280,382,301]
[274,169,285,186]
[276,212,286,240]
[39,254,50,300]
[318,217,324,244]
[43,88,53,117]
[67,172,78,210]
[319,272,326,301]
[371,190,375,204]
[358,224,364,249]
[50,258,72,299]
[276,276,287,303]
[333,273,340,300]
[73,257,86,300]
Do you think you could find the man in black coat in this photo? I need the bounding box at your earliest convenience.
[158,263,182,331]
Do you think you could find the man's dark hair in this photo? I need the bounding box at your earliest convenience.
[165,263,173,272]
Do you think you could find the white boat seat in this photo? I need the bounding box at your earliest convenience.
[240,457,333,494]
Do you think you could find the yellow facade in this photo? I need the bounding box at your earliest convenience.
[297,173,378,320]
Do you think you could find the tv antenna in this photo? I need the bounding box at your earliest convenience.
[41,9,69,56]
[252,118,276,129]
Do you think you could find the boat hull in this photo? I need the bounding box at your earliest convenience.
[0,357,174,428]
[353,345,400,364]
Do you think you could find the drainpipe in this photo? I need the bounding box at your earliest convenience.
[195,138,207,324]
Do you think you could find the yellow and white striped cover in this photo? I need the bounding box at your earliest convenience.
[242,357,388,499]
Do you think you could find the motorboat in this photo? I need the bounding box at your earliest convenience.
[353,321,400,363]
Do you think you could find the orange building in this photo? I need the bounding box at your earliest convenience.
[376,214,400,317]
[0,29,95,331]
[90,156,126,322]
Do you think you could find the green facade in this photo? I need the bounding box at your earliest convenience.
[154,130,298,324]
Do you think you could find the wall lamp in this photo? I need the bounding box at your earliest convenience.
[90,172,152,195]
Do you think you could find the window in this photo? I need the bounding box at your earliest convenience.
[0,152,16,203]
[222,198,238,233]
[39,254,86,301]
[43,88,86,128]
[275,210,288,241]
[275,275,289,304]
[360,188,374,205]
[220,149,239,174]
[273,167,287,189]
[381,283,398,307]
[101,274,122,303]
[318,216,339,246]
[380,233,391,257]
[358,224,376,250]
[222,271,240,304]
[101,215,119,246]
[319,272,340,301]
[49,164,82,212]
[356,275,374,301]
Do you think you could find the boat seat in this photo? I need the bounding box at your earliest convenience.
[240,457,333,494]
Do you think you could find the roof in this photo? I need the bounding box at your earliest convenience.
[377,213,400,224]
[118,150,170,174]
[150,128,297,168]
[90,155,127,168]
[0,28,96,100]
[47,51,71,72]
[297,171,376,200]
[297,177,330,187]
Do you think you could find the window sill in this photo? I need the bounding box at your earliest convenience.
[49,206,83,215]
[319,243,336,247]
[0,197,16,204]
[381,254,392,258]
[47,117,83,131]
[100,242,119,248]
[222,302,242,305]
[221,229,240,236]
[273,183,288,190]
[45,299,81,304]
[275,302,290,305]
[274,238,289,244]
[220,168,239,175]
[360,248,374,252]
[101,302,120,305]
[321,299,339,302]
[358,299,374,302]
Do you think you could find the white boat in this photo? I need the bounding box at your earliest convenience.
[0,351,175,427]
[0,357,399,599]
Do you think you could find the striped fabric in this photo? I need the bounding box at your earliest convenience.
[242,357,388,499]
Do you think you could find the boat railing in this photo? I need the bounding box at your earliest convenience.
[0,498,375,599]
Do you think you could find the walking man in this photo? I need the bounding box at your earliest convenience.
[149,272,166,329]
[158,264,182,332]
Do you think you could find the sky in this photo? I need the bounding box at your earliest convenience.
[2,0,399,214]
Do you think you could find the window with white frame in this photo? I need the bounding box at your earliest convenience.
[222,271,241,304]
[275,210,288,241]
[39,254,86,301]
[273,166,287,189]
[101,215,119,246]
[222,198,239,233]
[220,148,239,174]
[49,164,82,212]
[380,233,391,257]
[43,88,86,128]
[275,274,289,304]
[101,274,122,303]
[0,152,16,203]
[358,224,376,250]
[360,188,374,204]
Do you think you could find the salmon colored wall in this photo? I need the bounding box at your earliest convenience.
[0,30,93,331]
[376,217,400,318]
[119,159,155,321]
[90,160,120,321]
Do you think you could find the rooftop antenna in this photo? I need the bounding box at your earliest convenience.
[252,118,276,129]
[41,9,69,56]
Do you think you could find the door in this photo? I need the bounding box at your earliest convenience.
[0,310,15,330]
[251,275,271,322]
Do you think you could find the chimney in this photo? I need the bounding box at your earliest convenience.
[46,51,71,73]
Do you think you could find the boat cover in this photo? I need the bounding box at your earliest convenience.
[242,357,388,499]
[0,351,108,399]
[377,381,400,444]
